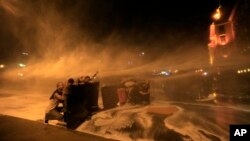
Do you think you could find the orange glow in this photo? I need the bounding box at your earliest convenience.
[213,7,221,20]
[209,48,215,65]
[209,57,214,65]
[208,23,216,65]
[0,64,4,68]
[209,23,217,48]
[218,34,228,45]
[220,41,227,45]
[223,54,228,58]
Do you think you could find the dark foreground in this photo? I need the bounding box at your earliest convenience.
[0,115,116,141]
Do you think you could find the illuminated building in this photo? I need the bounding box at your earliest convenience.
[208,0,239,64]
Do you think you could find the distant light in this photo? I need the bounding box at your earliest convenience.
[209,55,214,65]
[195,69,203,73]
[17,72,24,77]
[0,64,4,68]
[237,70,241,74]
[248,69,250,72]
[244,69,247,73]
[139,52,145,57]
[213,92,217,97]
[18,63,26,68]
[174,69,179,73]
[160,71,170,76]
[223,54,228,58]
[128,61,133,65]
[202,72,208,76]
[22,52,29,56]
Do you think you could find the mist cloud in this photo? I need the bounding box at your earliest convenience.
[2,0,247,82]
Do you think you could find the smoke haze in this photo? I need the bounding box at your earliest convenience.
[0,0,214,81]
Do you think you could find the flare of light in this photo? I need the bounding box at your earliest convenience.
[18,63,26,68]
[160,71,170,76]
[202,72,208,76]
[22,52,29,56]
[213,7,222,20]
[213,92,217,97]
[223,54,228,58]
[209,55,214,65]
[0,0,18,15]
[0,64,5,68]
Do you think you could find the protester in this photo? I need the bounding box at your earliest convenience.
[44,82,65,123]
[122,79,150,105]
[83,76,91,83]
[138,81,150,105]
[62,78,75,122]
[77,76,85,85]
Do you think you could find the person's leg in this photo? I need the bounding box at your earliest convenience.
[56,106,64,112]
[44,114,49,123]
[45,109,64,123]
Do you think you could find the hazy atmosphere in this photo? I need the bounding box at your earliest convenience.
[0,0,218,80]
[0,0,250,141]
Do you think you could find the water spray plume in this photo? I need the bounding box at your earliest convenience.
[0,0,19,16]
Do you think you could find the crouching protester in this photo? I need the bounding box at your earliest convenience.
[124,79,150,105]
[44,82,65,123]
[138,81,150,105]
[62,78,75,124]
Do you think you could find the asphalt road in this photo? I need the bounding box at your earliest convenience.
[0,115,117,141]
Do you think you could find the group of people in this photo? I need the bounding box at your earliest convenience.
[44,75,96,124]
[44,74,150,124]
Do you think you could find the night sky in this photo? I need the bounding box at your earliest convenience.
[0,0,237,63]
[57,0,219,43]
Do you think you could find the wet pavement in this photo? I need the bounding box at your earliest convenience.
[0,115,116,141]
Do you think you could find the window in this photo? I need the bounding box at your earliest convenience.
[218,25,226,34]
